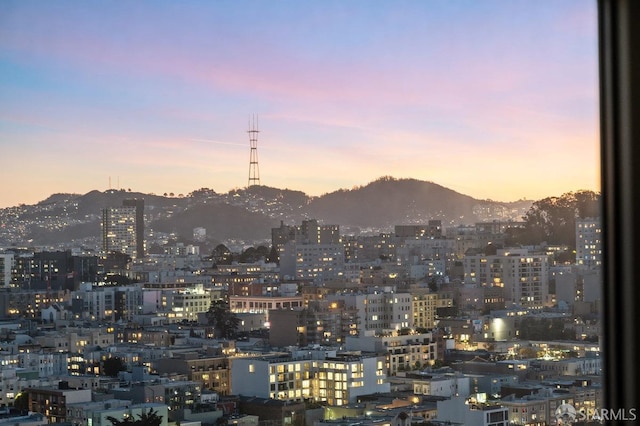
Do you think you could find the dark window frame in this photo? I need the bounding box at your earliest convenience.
[599,0,640,411]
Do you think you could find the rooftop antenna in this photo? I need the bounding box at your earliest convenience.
[248,114,261,187]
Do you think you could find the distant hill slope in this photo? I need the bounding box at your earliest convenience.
[229,185,310,206]
[152,202,277,241]
[305,177,495,227]
[75,189,186,215]
[1,177,533,246]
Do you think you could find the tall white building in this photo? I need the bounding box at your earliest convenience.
[576,217,602,268]
[101,199,144,258]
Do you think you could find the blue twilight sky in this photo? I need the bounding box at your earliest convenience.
[0,0,599,208]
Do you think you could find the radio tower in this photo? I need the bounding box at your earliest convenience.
[248,115,261,187]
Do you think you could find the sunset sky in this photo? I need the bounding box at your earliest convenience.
[0,0,599,208]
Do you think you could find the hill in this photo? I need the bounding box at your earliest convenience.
[0,177,532,246]
[152,202,277,242]
[305,177,501,227]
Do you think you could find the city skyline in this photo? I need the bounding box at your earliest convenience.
[1,1,599,209]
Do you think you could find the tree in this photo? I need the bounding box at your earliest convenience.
[509,190,600,248]
[518,346,539,359]
[103,356,127,377]
[137,409,163,426]
[147,244,165,255]
[13,391,29,412]
[107,408,163,426]
[518,317,573,341]
[427,277,438,292]
[238,245,270,263]
[238,246,257,263]
[103,274,133,286]
[553,249,575,264]
[267,245,279,264]
[206,299,241,339]
[212,244,233,265]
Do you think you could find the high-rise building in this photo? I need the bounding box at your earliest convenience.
[464,248,549,310]
[8,250,97,291]
[102,199,144,258]
[0,253,13,288]
[500,250,549,310]
[576,217,602,268]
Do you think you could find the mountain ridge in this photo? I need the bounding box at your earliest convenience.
[1,177,535,246]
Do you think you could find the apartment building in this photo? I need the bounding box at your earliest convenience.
[229,294,304,321]
[575,217,602,268]
[412,290,453,330]
[70,283,116,321]
[0,368,57,407]
[279,241,345,282]
[345,331,438,375]
[272,219,340,252]
[0,253,12,288]
[35,328,114,353]
[464,249,550,310]
[412,374,472,398]
[327,289,413,334]
[231,352,389,406]
[27,384,92,423]
[101,198,144,259]
[268,300,359,347]
[154,353,230,396]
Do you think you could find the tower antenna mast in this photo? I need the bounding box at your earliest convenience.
[248,115,260,187]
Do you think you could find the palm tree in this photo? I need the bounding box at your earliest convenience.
[138,409,163,426]
[107,408,163,426]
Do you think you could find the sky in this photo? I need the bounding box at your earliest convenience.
[0,0,599,208]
